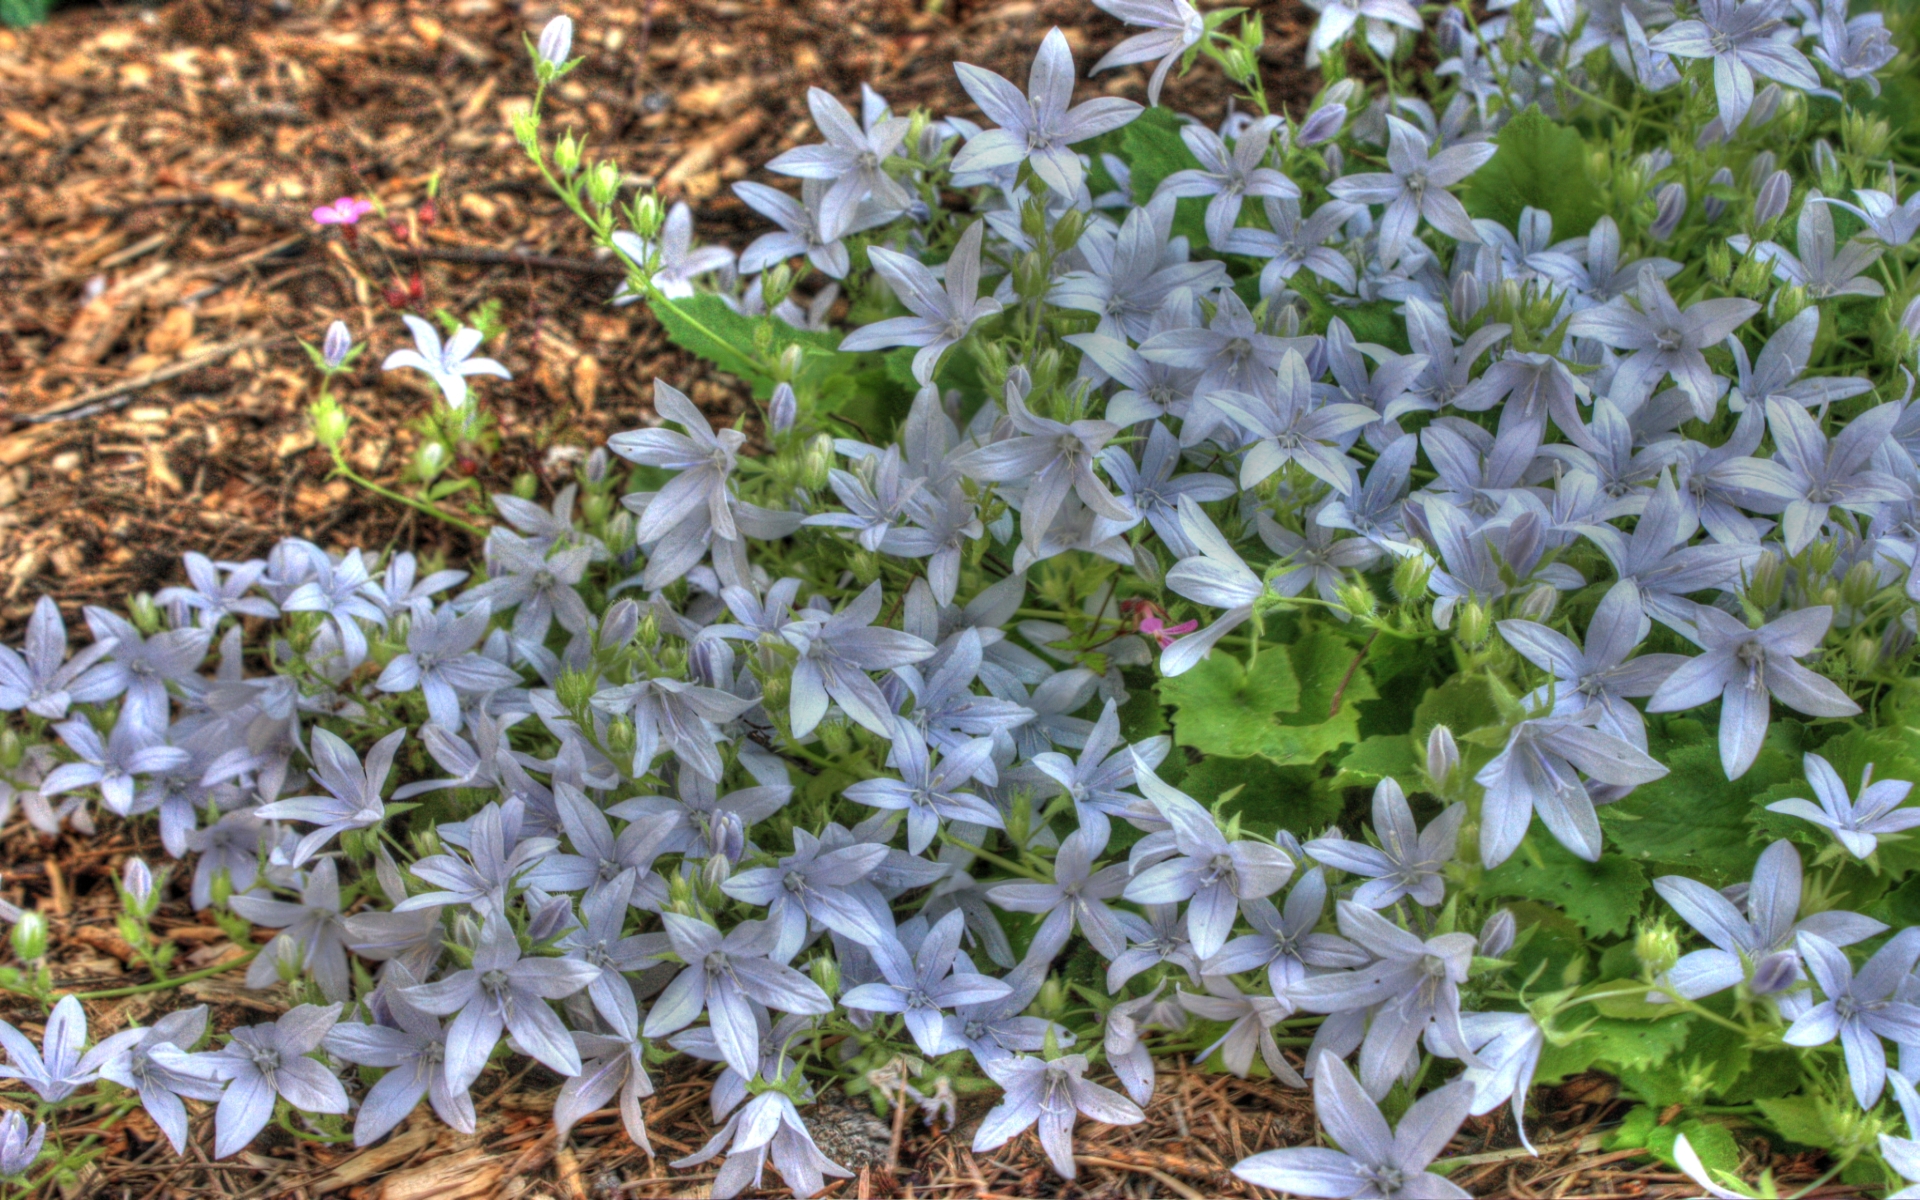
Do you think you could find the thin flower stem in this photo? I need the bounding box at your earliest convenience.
[329,452,487,538]
[71,947,261,1002]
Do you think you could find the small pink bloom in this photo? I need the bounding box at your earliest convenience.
[312,197,374,227]
[1137,615,1198,648]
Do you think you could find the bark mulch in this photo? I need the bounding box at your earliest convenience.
[0,0,1838,1194]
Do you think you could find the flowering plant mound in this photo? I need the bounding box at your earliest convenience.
[1,0,1919,1194]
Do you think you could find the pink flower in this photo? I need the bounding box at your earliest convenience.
[312,197,374,227]
[1137,614,1198,648]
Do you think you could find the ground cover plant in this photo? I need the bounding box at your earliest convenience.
[2,0,1920,1194]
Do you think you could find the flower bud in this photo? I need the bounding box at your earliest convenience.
[1650,183,1686,241]
[1813,139,1843,194]
[322,320,353,370]
[1750,950,1799,995]
[1517,584,1558,621]
[1321,143,1344,181]
[818,714,853,756]
[1132,543,1163,589]
[1457,601,1491,649]
[512,471,539,501]
[1051,208,1086,255]
[1635,920,1681,975]
[122,857,156,915]
[1745,551,1785,611]
[511,108,541,153]
[1337,578,1377,620]
[528,893,575,942]
[687,636,727,688]
[1451,271,1482,322]
[414,440,450,483]
[768,382,797,435]
[802,433,835,490]
[128,592,163,635]
[606,715,636,762]
[1732,247,1772,298]
[629,192,664,240]
[700,851,732,897]
[1479,909,1516,959]
[1851,631,1880,674]
[810,955,841,999]
[310,394,351,449]
[635,609,659,650]
[553,130,582,176]
[1840,559,1879,611]
[586,160,623,208]
[1391,553,1432,604]
[10,913,47,963]
[1774,283,1809,326]
[599,599,640,650]
[710,810,748,865]
[1706,240,1732,284]
[1754,169,1792,227]
[1298,102,1346,146]
[1702,167,1735,223]
[1426,724,1459,787]
[1747,83,1781,130]
[535,14,573,73]
[1013,249,1049,301]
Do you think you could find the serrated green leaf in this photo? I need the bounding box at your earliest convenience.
[1182,755,1341,835]
[1332,735,1420,789]
[1462,107,1603,239]
[1755,1094,1841,1149]
[1163,650,1302,758]
[1600,721,1806,884]
[1614,1018,1749,1106]
[649,294,773,389]
[1537,1014,1693,1086]
[1485,836,1648,937]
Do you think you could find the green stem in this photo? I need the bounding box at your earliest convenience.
[330,453,487,538]
[72,946,260,1002]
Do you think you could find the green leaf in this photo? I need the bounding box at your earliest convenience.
[1755,1094,1843,1149]
[1537,1015,1692,1085]
[1461,107,1603,240]
[1163,650,1302,758]
[1601,722,1807,885]
[1332,735,1420,790]
[1412,673,1515,746]
[1120,107,1208,245]
[1485,836,1648,938]
[1259,631,1375,765]
[1613,1018,1749,1106]
[649,294,773,390]
[1183,756,1341,836]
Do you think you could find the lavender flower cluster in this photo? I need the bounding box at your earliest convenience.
[1,0,1919,1193]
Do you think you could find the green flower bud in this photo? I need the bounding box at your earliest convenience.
[803,434,836,491]
[1805,538,1840,582]
[583,492,612,526]
[1051,209,1086,255]
[586,160,624,209]
[1036,975,1067,1020]
[1517,585,1558,622]
[1635,920,1681,975]
[1392,553,1432,603]
[556,667,597,715]
[10,912,47,962]
[776,343,805,383]
[1337,578,1377,620]
[818,715,853,757]
[1013,249,1049,301]
[630,193,664,240]
[553,130,582,176]
[762,263,796,309]
[1706,240,1732,284]
[1731,247,1773,297]
[1746,551,1785,611]
[1839,560,1878,611]
[310,394,351,449]
[1851,632,1880,674]
[128,592,163,635]
[511,108,541,153]
[606,715,636,763]
[1457,601,1491,649]
[810,956,842,999]
[414,441,449,483]
[1774,284,1810,326]
[512,471,539,501]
